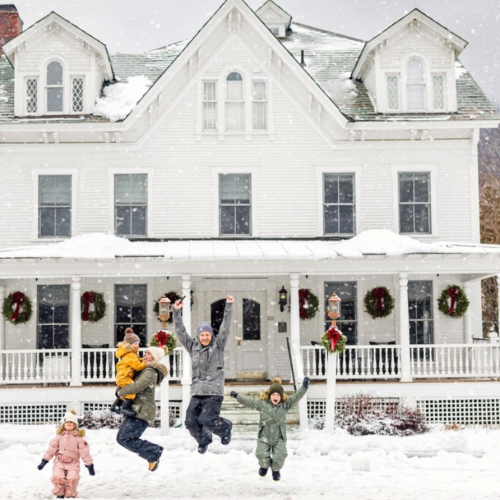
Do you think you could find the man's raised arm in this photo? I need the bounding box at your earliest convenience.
[173,300,194,353]
[216,295,234,349]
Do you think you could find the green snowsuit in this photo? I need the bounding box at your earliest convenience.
[236,385,307,471]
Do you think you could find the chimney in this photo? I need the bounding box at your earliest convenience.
[0,5,22,53]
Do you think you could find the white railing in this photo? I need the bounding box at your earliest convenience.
[302,345,401,380]
[0,349,72,384]
[410,344,500,378]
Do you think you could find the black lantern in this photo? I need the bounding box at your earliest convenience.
[279,286,288,312]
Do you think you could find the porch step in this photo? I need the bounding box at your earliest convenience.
[220,391,300,435]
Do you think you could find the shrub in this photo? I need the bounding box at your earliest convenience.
[78,408,178,429]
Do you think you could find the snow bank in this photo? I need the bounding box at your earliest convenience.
[93,76,152,122]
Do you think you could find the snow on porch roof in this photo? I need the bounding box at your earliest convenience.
[1,230,500,261]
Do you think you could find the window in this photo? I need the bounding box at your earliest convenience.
[324,282,357,345]
[252,81,267,130]
[26,78,38,114]
[406,58,425,111]
[46,61,64,113]
[38,175,71,238]
[399,172,431,234]
[219,173,251,235]
[115,284,147,345]
[115,174,147,237]
[243,299,261,340]
[226,72,244,131]
[387,75,399,110]
[203,81,217,131]
[270,27,279,36]
[433,75,445,110]
[72,77,84,113]
[408,281,433,345]
[323,173,355,235]
[37,285,70,349]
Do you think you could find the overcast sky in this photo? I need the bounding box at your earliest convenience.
[11,0,500,106]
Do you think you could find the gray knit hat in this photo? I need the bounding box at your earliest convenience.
[123,327,140,344]
[197,321,213,338]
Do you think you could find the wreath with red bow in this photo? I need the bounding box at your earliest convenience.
[321,325,347,354]
[299,289,320,320]
[2,291,32,325]
[150,329,177,354]
[81,291,107,323]
[438,285,469,318]
[364,286,395,319]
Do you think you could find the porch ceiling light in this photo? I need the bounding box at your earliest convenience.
[279,286,288,312]
[157,294,171,328]
[327,292,341,325]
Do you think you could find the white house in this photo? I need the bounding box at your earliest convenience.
[0,0,499,427]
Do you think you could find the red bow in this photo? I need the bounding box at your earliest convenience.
[155,330,169,348]
[82,292,95,322]
[448,287,459,314]
[372,287,386,314]
[327,326,342,352]
[11,291,25,322]
[299,289,310,319]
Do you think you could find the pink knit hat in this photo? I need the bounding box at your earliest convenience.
[123,327,140,344]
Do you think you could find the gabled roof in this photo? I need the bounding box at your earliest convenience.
[2,11,114,81]
[255,0,292,29]
[352,8,467,80]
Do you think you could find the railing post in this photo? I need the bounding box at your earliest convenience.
[70,277,82,387]
[181,275,192,427]
[290,273,307,430]
[398,273,413,382]
[324,351,337,433]
[0,284,5,351]
[160,355,170,435]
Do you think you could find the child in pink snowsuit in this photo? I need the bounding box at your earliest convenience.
[37,410,95,498]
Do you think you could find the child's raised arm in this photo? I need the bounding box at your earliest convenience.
[231,391,265,411]
[283,377,309,411]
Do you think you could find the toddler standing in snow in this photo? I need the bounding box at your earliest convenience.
[111,327,146,417]
[37,410,95,498]
[230,376,309,481]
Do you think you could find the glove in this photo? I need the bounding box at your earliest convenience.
[86,464,95,476]
[37,459,48,470]
[302,377,310,389]
[230,391,238,399]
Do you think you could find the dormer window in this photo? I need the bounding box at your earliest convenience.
[406,58,425,111]
[226,72,244,131]
[46,61,64,113]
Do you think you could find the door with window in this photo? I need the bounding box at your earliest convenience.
[204,290,268,380]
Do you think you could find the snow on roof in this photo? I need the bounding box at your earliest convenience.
[1,230,499,261]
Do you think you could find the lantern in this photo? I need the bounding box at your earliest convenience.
[278,286,288,313]
[327,292,341,325]
[157,294,171,328]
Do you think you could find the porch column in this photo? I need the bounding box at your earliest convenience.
[70,276,82,387]
[0,284,5,351]
[463,282,473,344]
[289,273,307,430]
[398,273,412,382]
[181,275,192,426]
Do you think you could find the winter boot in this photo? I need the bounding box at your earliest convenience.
[198,443,209,454]
[259,467,268,477]
[148,457,160,472]
[120,398,136,417]
[272,470,281,481]
[221,420,232,445]
[56,496,64,499]
[110,397,123,414]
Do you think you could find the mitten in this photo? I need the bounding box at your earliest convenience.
[302,377,310,389]
[230,391,238,398]
[37,459,48,470]
[86,464,96,476]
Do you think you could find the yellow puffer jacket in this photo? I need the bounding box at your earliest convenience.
[115,342,146,387]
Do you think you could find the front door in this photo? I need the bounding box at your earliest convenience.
[203,290,268,380]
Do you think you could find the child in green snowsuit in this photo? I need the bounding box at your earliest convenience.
[230,376,309,481]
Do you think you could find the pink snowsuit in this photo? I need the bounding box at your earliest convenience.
[43,428,93,498]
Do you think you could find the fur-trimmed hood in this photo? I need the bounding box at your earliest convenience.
[144,361,169,383]
[56,426,85,437]
[116,341,137,358]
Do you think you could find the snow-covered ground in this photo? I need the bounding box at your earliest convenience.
[1,425,500,500]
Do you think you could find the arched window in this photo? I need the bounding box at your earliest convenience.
[226,72,244,131]
[406,58,425,111]
[46,61,64,113]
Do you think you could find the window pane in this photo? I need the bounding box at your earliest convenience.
[253,102,267,130]
[227,72,242,81]
[54,325,70,348]
[210,299,226,336]
[40,208,56,237]
[408,281,433,345]
[433,75,444,109]
[203,102,217,130]
[47,88,63,112]
[407,85,424,110]
[324,205,339,234]
[55,207,71,237]
[226,102,244,130]
[234,175,250,203]
[414,174,429,202]
[116,206,131,236]
[204,82,217,101]
[324,281,357,344]
[399,204,414,233]
[131,206,147,236]
[72,78,84,112]
[243,299,260,340]
[220,175,235,204]
[26,78,38,113]
[253,82,266,101]
[338,175,354,203]
[130,175,147,204]
[115,285,147,344]
[115,175,131,204]
[324,175,339,204]
[407,58,423,83]
[235,205,251,235]
[414,204,430,233]
[37,285,70,349]
[220,206,235,234]
[40,175,71,205]
[387,75,399,109]
[38,325,54,349]
[339,205,354,234]
[47,62,63,85]
[399,174,414,203]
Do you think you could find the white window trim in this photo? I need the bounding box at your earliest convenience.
[316,166,362,237]
[108,168,155,238]
[431,72,446,110]
[212,166,259,238]
[71,75,85,113]
[31,169,79,242]
[25,76,39,115]
[386,73,401,111]
[252,79,268,132]
[40,56,69,115]
[401,53,428,113]
[199,79,218,134]
[391,164,438,237]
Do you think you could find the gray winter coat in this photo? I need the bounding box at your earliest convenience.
[173,302,233,397]
[117,362,168,426]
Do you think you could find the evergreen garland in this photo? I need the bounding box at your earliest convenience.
[438,285,469,318]
[364,286,395,319]
[81,291,107,323]
[2,291,32,325]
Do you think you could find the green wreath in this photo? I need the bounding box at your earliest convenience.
[364,286,395,319]
[150,330,177,354]
[321,326,347,354]
[299,289,320,320]
[438,285,469,318]
[81,291,107,323]
[153,292,181,324]
[2,291,32,325]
